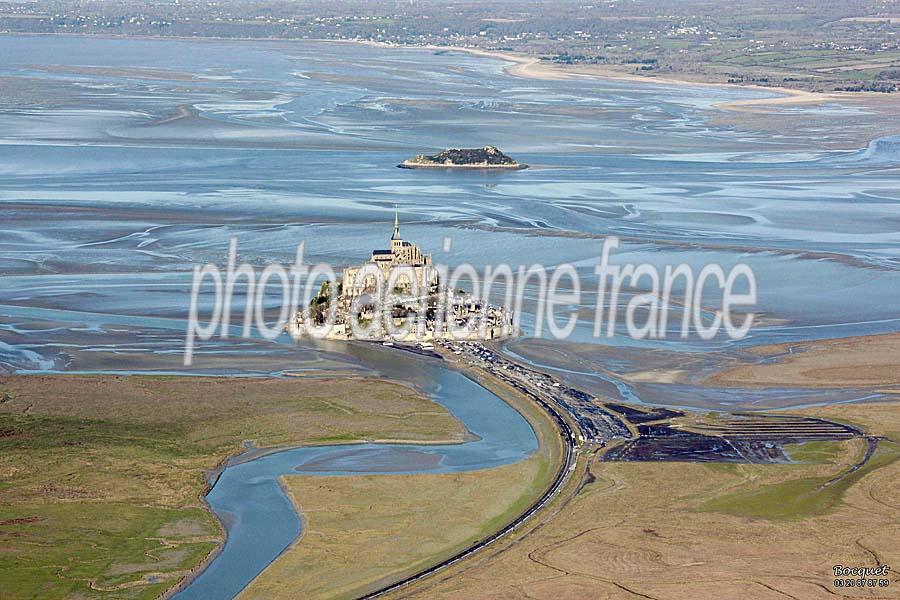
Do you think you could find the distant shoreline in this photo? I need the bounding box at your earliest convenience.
[328,39,900,123]
[3,31,895,133]
[336,38,869,111]
[0,31,879,111]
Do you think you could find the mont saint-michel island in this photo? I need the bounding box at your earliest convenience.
[399,145,527,170]
[289,211,514,343]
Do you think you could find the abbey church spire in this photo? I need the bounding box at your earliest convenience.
[391,205,401,240]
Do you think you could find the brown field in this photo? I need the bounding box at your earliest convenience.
[390,402,900,600]
[238,457,546,600]
[707,332,900,389]
[0,374,467,599]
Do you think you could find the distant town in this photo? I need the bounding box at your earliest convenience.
[2,0,899,92]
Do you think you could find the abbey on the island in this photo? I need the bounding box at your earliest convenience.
[340,209,438,299]
[290,209,513,342]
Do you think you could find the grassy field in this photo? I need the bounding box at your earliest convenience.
[239,457,547,600]
[783,439,845,463]
[701,439,898,520]
[393,402,900,599]
[0,375,467,600]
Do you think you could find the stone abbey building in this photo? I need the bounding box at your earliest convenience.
[291,210,512,342]
[341,209,438,300]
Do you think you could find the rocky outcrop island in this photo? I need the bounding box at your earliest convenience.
[399,145,527,170]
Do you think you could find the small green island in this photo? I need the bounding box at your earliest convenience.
[399,145,527,170]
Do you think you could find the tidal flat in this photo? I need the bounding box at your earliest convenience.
[1,33,899,599]
[2,35,899,387]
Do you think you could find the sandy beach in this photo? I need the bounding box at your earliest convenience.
[465,47,872,111]
[351,40,888,113]
[707,332,900,389]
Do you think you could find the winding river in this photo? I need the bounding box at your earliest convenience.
[170,344,539,599]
